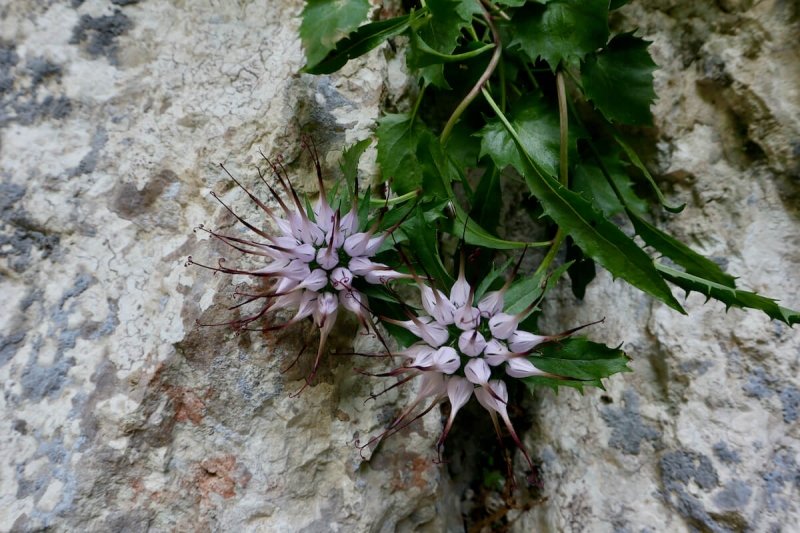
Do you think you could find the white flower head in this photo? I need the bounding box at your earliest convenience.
[189,137,407,394]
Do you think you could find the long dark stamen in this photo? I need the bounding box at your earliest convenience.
[552,317,606,339]
[290,326,329,398]
[195,298,274,329]
[361,395,445,457]
[363,312,391,356]
[353,363,414,378]
[485,410,520,489]
[186,256,251,276]
[502,244,529,293]
[364,372,420,403]
[504,422,540,488]
[280,323,317,374]
[228,287,274,310]
[260,152,307,223]
[355,394,444,460]
[335,351,394,358]
[208,191,276,243]
[196,226,276,258]
[255,166,294,217]
[302,135,325,198]
[383,188,421,237]
[219,163,281,226]
[186,256,295,279]
[274,156,309,222]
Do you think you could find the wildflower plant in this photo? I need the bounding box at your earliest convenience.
[295,0,796,484]
[354,249,624,485]
[187,137,411,394]
[190,0,799,493]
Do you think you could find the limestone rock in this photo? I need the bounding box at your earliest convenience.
[1,1,797,532]
[0,1,444,531]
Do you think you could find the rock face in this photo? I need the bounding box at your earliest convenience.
[514,1,800,532]
[0,2,797,533]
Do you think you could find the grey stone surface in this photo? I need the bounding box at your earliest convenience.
[0,0,797,532]
[0,1,446,531]
[515,0,800,531]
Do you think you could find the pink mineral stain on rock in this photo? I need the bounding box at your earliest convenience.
[166,386,205,425]
[196,455,250,500]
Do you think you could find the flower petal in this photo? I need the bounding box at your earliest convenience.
[464,357,491,385]
[453,305,480,331]
[505,357,545,378]
[432,346,461,374]
[508,330,546,353]
[458,329,487,357]
[330,267,353,291]
[483,338,512,366]
[477,290,505,318]
[488,312,519,340]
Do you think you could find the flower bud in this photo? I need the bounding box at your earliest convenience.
[508,330,547,352]
[458,329,487,357]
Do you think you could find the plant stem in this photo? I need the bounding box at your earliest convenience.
[421,43,495,62]
[362,190,420,207]
[557,69,568,188]
[563,66,583,90]
[535,68,570,276]
[523,62,540,90]
[499,56,507,112]
[409,83,427,126]
[440,0,502,144]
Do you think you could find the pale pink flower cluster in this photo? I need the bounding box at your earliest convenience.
[359,258,566,485]
[188,138,407,393]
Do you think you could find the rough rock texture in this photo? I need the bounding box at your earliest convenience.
[0,1,797,533]
[0,1,449,532]
[511,1,800,532]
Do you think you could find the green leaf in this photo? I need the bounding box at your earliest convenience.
[419,64,450,89]
[376,199,416,234]
[303,15,411,75]
[477,94,582,180]
[522,337,632,393]
[378,119,540,251]
[508,0,609,69]
[572,161,621,217]
[376,113,427,195]
[357,185,371,232]
[339,138,372,205]
[455,0,484,17]
[404,132,549,251]
[365,293,422,349]
[471,165,502,236]
[582,32,658,126]
[441,203,544,249]
[300,0,371,70]
[426,0,471,51]
[411,0,472,88]
[614,133,685,213]
[656,264,800,326]
[628,210,736,288]
[566,236,596,300]
[478,91,686,313]
[304,194,316,223]
[409,33,495,69]
[572,151,648,217]
[403,205,454,287]
[505,262,572,318]
[474,257,515,302]
[445,119,482,169]
[417,131,460,202]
